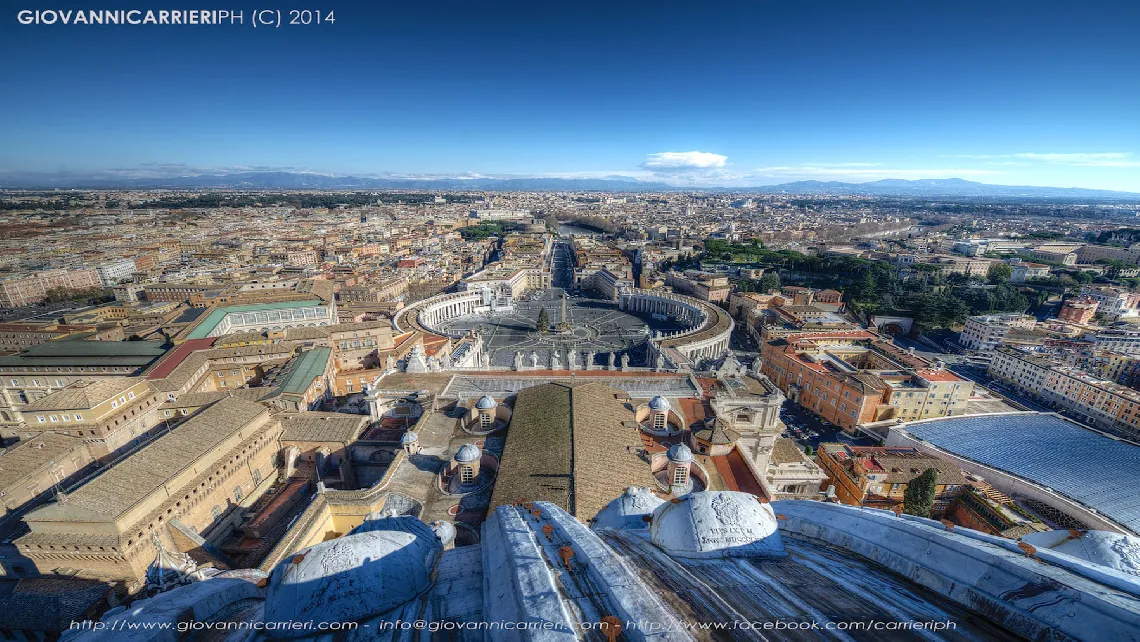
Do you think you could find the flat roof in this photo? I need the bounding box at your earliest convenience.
[276,347,332,396]
[0,341,168,369]
[145,337,217,380]
[185,299,324,340]
[900,413,1140,534]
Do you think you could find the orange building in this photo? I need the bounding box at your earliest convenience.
[815,443,965,515]
[760,331,973,430]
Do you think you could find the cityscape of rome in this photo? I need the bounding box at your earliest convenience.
[3,0,1140,640]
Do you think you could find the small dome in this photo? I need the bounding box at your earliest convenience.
[650,491,785,559]
[400,431,419,444]
[648,396,671,412]
[475,395,497,410]
[454,443,481,463]
[667,443,693,463]
[593,487,666,530]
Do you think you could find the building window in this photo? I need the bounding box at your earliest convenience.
[233,486,244,503]
[460,466,475,484]
[211,505,223,520]
[480,411,493,430]
[653,412,666,430]
[252,469,262,486]
[673,466,688,486]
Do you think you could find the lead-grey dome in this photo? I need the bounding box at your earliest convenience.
[667,443,693,463]
[400,431,419,444]
[454,443,481,463]
[264,519,442,636]
[475,395,497,410]
[649,396,671,412]
[593,487,666,530]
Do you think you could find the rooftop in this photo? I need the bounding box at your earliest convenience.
[488,382,656,520]
[185,299,324,340]
[270,347,332,396]
[280,412,367,444]
[0,341,168,370]
[23,397,269,524]
[899,413,1140,534]
[0,433,83,491]
[22,377,143,412]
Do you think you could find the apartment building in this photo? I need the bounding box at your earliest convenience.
[958,313,1037,351]
[815,443,965,515]
[1058,296,1099,324]
[1080,285,1140,319]
[95,258,138,287]
[760,331,973,430]
[0,268,102,308]
[989,347,1140,439]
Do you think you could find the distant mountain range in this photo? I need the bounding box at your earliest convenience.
[2,172,1138,199]
[747,178,1140,199]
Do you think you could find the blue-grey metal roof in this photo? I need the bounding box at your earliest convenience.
[902,413,1140,534]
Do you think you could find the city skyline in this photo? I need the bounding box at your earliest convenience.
[3,0,1139,191]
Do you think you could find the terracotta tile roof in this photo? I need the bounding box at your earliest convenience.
[22,377,142,412]
[280,412,367,444]
[489,382,657,521]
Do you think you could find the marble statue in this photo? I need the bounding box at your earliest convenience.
[608,351,616,370]
[385,354,395,371]
[656,353,665,371]
[568,350,579,370]
[621,353,630,370]
[587,350,596,370]
[514,351,524,371]
[551,350,561,370]
[531,351,540,368]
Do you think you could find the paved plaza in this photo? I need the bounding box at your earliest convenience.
[435,288,681,368]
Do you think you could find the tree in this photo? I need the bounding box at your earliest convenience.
[758,271,781,294]
[536,308,549,333]
[987,262,1013,285]
[803,445,814,456]
[903,468,938,518]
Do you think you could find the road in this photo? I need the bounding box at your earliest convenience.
[551,241,575,289]
[949,363,1055,414]
[779,403,879,451]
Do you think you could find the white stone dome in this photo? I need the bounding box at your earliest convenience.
[593,487,666,530]
[400,431,419,444]
[475,395,497,410]
[648,395,671,412]
[264,525,441,635]
[649,491,785,558]
[454,443,481,463]
[667,443,693,463]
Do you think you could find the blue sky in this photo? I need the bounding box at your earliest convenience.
[2,0,1139,189]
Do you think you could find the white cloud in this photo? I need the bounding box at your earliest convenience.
[640,151,728,172]
[753,166,1001,179]
[945,152,1139,167]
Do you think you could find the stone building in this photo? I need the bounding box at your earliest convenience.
[15,397,282,588]
[17,377,168,459]
[815,443,965,515]
[0,341,168,440]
